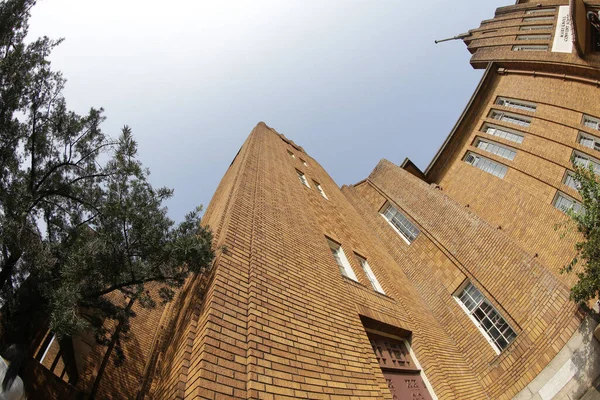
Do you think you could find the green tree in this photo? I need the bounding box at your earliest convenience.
[561,161,600,305]
[0,0,214,370]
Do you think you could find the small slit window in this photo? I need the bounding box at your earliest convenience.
[287,150,295,158]
[300,158,308,166]
[296,170,310,187]
[520,24,552,31]
[525,8,555,15]
[356,255,385,294]
[512,44,549,51]
[313,181,328,199]
[327,239,358,282]
[516,34,551,41]
[523,16,554,22]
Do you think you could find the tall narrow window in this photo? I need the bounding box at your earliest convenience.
[313,181,328,199]
[475,139,517,161]
[327,239,358,281]
[357,255,384,294]
[578,132,600,152]
[455,282,516,353]
[583,115,600,130]
[482,124,524,144]
[296,170,310,187]
[464,152,508,178]
[553,192,583,214]
[495,97,537,112]
[512,44,549,51]
[381,203,419,244]
[489,110,531,127]
[520,25,552,31]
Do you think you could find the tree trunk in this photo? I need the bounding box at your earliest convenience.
[88,297,135,399]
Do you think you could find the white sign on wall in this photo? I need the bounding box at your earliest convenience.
[552,5,574,53]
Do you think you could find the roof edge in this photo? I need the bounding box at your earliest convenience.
[424,63,495,177]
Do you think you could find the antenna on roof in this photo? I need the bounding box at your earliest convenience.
[434,32,471,44]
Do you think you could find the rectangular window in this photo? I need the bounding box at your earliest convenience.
[495,97,537,112]
[578,132,600,152]
[464,152,508,178]
[482,124,524,144]
[554,192,583,214]
[516,34,551,41]
[475,139,517,161]
[313,181,328,199]
[523,16,554,22]
[296,170,310,187]
[300,158,308,166]
[287,150,295,158]
[583,115,600,130]
[520,24,552,31]
[512,44,549,51]
[563,171,579,190]
[525,8,555,14]
[573,151,600,174]
[489,110,531,127]
[381,203,420,244]
[327,239,358,281]
[455,282,516,353]
[356,255,385,294]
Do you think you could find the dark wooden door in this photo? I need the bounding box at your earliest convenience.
[368,333,433,400]
[383,370,433,400]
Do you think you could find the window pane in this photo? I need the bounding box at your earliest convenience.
[476,140,516,160]
[381,204,420,243]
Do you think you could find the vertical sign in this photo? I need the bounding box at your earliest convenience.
[552,5,574,53]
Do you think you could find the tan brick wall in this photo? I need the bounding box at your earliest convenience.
[345,160,583,399]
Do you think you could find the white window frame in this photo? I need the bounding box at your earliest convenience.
[495,97,537,112]
[356,255,385,294]
[573,151,600,174]
[489,110,531,127]
[380,203,420,244]
[474,138,517,161]
[522,16,554,22]
[578,131,600,152]
[525,8,555,14]
[516,34,551,41]
[464,151,508,179]
[520,24,552,31]
[583,115,600,130]
[563,171,579,190]
[553,191,583,214]
[454,281,517,354]
[327,239,358,282]
[481,123,524,144]
[313,181,328,199]
[512,44,549,51]
[296,170,310,187]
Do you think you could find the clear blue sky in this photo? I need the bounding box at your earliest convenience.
[28,0,509,221]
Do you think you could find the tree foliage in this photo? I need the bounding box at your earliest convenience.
[0,0,214,356]
[561,161,600,305]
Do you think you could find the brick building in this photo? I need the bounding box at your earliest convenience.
[29,0,600,399]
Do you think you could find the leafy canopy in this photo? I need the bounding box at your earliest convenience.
[0,0,214,351]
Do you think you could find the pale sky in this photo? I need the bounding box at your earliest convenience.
[27,0,508,221]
